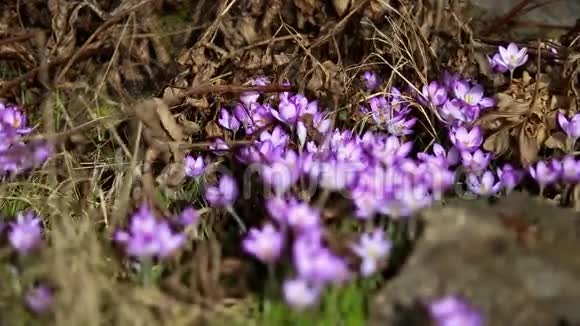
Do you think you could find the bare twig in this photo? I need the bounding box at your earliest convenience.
[0,46,111,97]
[0,31,37,46]
[55,0,153,83]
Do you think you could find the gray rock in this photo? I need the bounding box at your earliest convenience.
[369,192,580,325]
[470,0,580,27]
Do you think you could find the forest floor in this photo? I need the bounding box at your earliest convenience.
[1,1,579,325]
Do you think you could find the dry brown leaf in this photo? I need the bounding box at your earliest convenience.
[544,131,567,151]
[294,0,321,16]
[307,66,324,94]
[157,162,187,191]
[483,128,511,156]
[239,16,258,44]
[518,122,540,167]
[132,98,182,143]
[364,0,390,19]
[479,93,529,126]
[274,53,290,67]
[47,0,84,60]
[332,0,351,16]
[155,100,184,142]
[177,115,201,136]
[545,109,559,130]
[0,42,36,68]
[205,121,224,138]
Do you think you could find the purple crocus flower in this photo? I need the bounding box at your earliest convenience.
[233,103,251,127]
[461,149,492,174]
[246,104,274,134]
[497,42,528,73]
[350,229,392,277]
[114,213,158,258]
[0,140,51,176]
[487,53,509,73]
[466,171,501,196]
[8,211,43,255]
[273,99,300,124]
[366,96,391,125]
[316,159,361,191]
[422,164,455,195]
[261,150,301,194]
[0,121,18,151]
[0,105,32,134]
[204,174,238,207]
[25,285,54,314]
[387,114,416,136]
[421,81,448,107]
[497,163,523,192]
[242,223,284,264]
[439,99,468,126]
[218,108,240,132]
[313,112,333,134]
[256,140,285,162]
[352,188,381,219]
[418,143,459,167]
[265,196,290,224]
[114,204,185,259]
[529,159,562,188]
[362,71,381,91]
[373,136,413,165]
[259,126,290,148]
[240,76,269,107]
[442,71,461,91]
[184,155,204,177]
[393,183,433,217]
[428,295,483,326]
[453,81,494,108]
[175,207,199,227]
[561,156,580,183]
[294,238,350,285]
[463,105,482,123]
[558,113,580,146]
[235,145,261,164]
[449,126,483,153]
[286,201,320,232]
[156,223,186,258]
[33,141,51,162]
[283,278,321,309]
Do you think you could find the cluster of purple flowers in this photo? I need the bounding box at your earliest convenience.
[527,155,580,192]
[0,102,51,177]
[204,77,467,308]
[420,72,495,128]
[416,69,527,197]
[244,199,393,309]
[360,86,417,136]
[114,204,199,260]
[243,197,352,309]
[0,210,53,313]
[197,46,535,310]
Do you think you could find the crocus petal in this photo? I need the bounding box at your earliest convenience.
[507,42,519,55]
